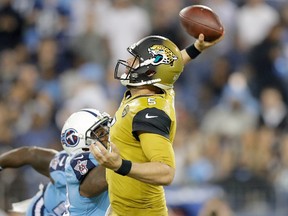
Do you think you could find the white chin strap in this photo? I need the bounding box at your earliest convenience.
[119,70,172,89]
[120,73,162,86]
[120,78,162,87]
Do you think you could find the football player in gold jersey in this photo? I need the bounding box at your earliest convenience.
[91,33,224,216]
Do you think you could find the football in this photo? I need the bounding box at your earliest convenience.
[179,5,224,42]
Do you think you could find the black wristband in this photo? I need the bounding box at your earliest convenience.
[185,44,201,59]
[115,159,132,176]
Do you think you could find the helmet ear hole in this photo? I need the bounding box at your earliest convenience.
[146,70,156,77]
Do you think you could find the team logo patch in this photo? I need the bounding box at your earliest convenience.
[61,128,80,148]
[122,105,129,117]
[74,160,88,175]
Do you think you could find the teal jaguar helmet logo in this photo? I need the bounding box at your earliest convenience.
[147,45,178,66]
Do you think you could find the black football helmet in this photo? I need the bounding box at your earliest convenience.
[114,35,184,89]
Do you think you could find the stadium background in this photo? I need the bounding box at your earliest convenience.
[0,0,287,215]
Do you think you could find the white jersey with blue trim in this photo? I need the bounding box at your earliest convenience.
[64,152,109,216]
[26,150,68,216]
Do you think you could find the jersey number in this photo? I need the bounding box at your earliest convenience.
[52,201,66,216]
[148,98,156,105]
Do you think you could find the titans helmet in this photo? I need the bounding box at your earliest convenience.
[114,35,184,90]
[61,109,110,155]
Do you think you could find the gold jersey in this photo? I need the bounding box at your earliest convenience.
[107,88,177,216]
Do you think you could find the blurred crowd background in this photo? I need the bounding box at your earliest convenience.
[0,0,287,215]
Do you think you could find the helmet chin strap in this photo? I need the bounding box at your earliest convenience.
[121,78,161,87]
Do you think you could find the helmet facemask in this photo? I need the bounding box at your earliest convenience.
[115,51,161,87]
[85,116,111,149]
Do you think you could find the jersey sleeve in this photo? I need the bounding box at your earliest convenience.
[69,152,98,182]
[132,107,171,140]
[139,133,175,168]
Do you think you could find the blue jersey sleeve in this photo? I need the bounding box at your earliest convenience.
[69,152,98,182]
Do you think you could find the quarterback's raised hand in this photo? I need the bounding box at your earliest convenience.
[194,32,225,52]
[90,141,122,171]
[181,33,225,64]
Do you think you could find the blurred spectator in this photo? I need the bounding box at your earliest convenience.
[258,87,288,133]
[274,134,288,182]
[0,50,19,94]
[176,48,233,125]
[200,72,258,138]
[169,103,199,186]
[13,91,58,149]
[0,0,24,51]
[0,103,13,148]
[280,3,288,43]
[22,0,72,57]
[149,0,186,49]
[69,3,110,67]
[56,62,116,129]
[0,45,29,90]
[274,4,288,91]
[69,0,110,36]
[236,0,279,52]
[32,0,70,38]
[12,91,58,198]
[101,0,151,67]
[217,164,275,214]
[198,197,234,216]
[194,56,232,122]
[31,37,68,106]
[248,23,288,103]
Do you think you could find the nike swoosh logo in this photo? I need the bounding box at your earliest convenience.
[145,113,158,119]
[74,155,84,160]
[59,156,66,167]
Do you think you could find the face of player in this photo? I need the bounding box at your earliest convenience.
[91,125,109,147]
[127,57,139,69]
[116,57,140,80]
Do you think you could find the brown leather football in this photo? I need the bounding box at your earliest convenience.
[179,5,224,42]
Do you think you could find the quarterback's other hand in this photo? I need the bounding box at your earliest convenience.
[90,141,122,171]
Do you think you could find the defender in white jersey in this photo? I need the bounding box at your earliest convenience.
[61,108,111,216]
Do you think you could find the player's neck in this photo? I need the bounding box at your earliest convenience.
[129,85,162,96]
[130,88,154,96]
